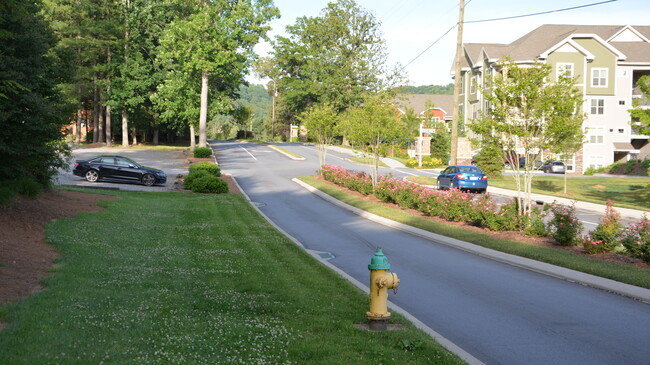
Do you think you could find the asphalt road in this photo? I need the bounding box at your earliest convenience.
[212,140,650,365]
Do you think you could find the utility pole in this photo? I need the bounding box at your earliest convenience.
[450,0,465,165]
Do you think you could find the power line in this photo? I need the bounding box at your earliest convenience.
[465,0,618,24]
[399,24,457,71]
[400,0,618,71]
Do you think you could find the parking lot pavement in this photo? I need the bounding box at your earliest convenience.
[54,147,189,192]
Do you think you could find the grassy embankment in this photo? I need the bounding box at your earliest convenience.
[0,188,463,365]
[298,176,650,290]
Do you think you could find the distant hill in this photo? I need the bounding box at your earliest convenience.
[401,84,454,95]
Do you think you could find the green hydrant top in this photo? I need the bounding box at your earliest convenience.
[368,247,390,270]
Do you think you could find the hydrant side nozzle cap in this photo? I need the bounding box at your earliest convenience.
[368,247,390,270]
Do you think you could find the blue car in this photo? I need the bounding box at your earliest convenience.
[437,165,488,193]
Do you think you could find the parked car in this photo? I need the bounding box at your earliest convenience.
[518,156,543,169]
[437,165,488,193]
[73,155,167,186]
[539,161,566,174]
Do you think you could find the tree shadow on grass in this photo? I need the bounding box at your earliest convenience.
[532,180,561,193]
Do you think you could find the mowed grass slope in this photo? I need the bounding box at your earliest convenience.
[0,189,463,364]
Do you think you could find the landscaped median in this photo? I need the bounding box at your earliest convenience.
[0,187,464,364]
[298,166,650,291]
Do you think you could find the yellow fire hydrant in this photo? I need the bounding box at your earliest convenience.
[366,247,399,331]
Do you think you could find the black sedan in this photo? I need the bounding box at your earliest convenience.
[73,155,167,186]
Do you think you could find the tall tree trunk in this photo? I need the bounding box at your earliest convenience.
[122,110,129,147]
[189,124,196,150]
[75,108,82,144]
[132,127,137,145]
[98,105,105,144]
[106,102,112,147]
[105,48,112,147]
[199,71,209,148]
[93,76,99,144]
[153,128,159,145]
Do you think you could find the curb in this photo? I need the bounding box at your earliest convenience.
[225,172,484,365]
[292,178,650,304]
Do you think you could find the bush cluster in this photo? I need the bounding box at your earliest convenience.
[184,162,227,193]
[404,156,443,168]
[321,165,650,261]
[321,165,526,232]
[189,162,220,177]
[320,165,373,195]
[193,147,213,158]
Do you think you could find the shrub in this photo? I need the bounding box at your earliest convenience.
[404,156,443,168]
[190,175,228,194]
[184,169,211,190]
[193,147,213,158]
[0,184,17,206]
[12,177,43,198]
[583,166,597,176]
[236,130,253,139]
[525,206,549,237]
[189,162,220,177]
[548,202,583,246]
[321,165,373,195]
[621,216,650,262]
[607,162,625,174]
[624,160,637,175]
[290,137,300,143]
[584,200,623,254]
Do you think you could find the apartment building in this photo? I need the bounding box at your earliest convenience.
[454,25,650,173]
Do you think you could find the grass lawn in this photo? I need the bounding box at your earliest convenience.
[0,188,463,364]
[299,176,650,290]
[349,157,389,167]
[407,174,650,212]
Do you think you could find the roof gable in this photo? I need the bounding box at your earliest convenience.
[609,25,650,43]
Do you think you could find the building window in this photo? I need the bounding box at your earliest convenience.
[559,154,575,172]
[588,126,604,143]
[470,76,477,94]
[591,68,608,87]
[590,99,604,115]
[557,63,574,80]
[588,155,605,169]
[472,103,479,120]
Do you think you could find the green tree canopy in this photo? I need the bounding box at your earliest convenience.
[0,0,71,191]
[629,75,650,136]
[472,58,585,216]
[268,0,403,127]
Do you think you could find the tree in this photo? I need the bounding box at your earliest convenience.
[472,58,585,217]
[341,94,407,185]
[0,0,71,191]
[629,75,650,136]
[269,0,403,125]
[300,103,339,172]
[158,0,278,149]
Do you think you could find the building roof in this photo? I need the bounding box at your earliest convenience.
[394,94,454,119]
[460,25,650,68]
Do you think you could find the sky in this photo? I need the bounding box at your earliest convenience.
[250,0,650,86]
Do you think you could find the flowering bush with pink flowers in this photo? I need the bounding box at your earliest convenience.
[584,200,623,254]
[321,165,373,195]
[548,202,583,246]
[620,216,650,262]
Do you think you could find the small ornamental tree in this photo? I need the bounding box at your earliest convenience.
[300,103,339,173]
[472,58,585,217]
[342,94,407,186]
[629,75,650,137]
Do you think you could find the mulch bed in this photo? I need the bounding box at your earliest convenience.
[313,175,650,270]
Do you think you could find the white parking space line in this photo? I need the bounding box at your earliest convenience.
[240,146,257,160]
